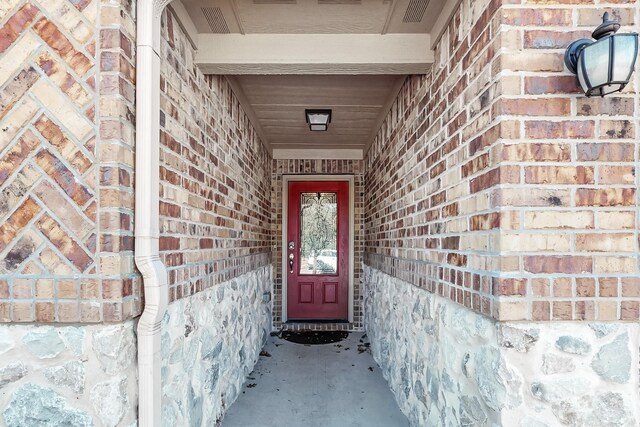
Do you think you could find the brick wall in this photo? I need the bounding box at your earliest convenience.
[365,0,503,319]
[365,0,640,322]
[3,0,638,327]
[495,1,639,321]
[271,159,364,329]
[159,9,272,303]
[0,0,139,323]
[98,0,140,322]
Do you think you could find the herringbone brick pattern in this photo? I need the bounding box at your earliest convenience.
[0,0,106,322]
[1,1,96,270]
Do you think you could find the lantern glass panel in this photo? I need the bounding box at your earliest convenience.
[577,37,611,91]
[612,34,638,82]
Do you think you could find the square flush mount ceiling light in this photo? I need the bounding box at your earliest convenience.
[305,109,332,131]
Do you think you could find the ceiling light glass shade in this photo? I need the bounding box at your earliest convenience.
[305,109,332,131]
[565,12,638,97]
[307,113,328,124]
[576,34,638,97]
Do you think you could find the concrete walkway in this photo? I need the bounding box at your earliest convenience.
[222,332,410,427]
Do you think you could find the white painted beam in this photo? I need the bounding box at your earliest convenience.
[273,148,363,160]
[195,33,433,75]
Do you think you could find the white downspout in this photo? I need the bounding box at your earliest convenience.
[135,1,171,425]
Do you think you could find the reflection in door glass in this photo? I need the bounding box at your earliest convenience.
[300,192,337,275]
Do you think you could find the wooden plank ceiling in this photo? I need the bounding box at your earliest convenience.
[234,75,403,151]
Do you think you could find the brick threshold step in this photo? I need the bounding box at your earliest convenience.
[279,321,359,332]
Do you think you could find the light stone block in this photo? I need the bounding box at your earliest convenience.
[161,266,273,426]
[0,321,138,426]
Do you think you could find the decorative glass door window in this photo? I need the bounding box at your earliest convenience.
[299,192,337,275]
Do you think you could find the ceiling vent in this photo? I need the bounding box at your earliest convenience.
[403,0,428,23]
[201,7,230,33]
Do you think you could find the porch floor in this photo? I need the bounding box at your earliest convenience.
[222,332,410,427]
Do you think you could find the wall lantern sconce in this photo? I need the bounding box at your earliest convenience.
[564,12,638,97]
[305,109,332,131]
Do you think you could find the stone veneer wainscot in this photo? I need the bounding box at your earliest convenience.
[0,321,138,426]
[364,265,640,426]
[161,266,272,426]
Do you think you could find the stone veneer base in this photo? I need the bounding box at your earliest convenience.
[0,321,138,427]
[160,265,272,426]
[363,265,640,427]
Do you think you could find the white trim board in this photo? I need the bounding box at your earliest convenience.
[273,149,363,160]
[225,76,272,153]
[281,175,355,323]
[365,75,406,155]
[168,1,198,50]
[430,0,463,49]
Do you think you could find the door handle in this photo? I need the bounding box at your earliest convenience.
[289,253,294,274]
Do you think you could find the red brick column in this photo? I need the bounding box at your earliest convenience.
[0,0,139,323]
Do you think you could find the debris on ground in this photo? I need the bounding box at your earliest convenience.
[357,343,370,353]
[247,384,257,388]
[368,367,374,372]
[260,350,272,357]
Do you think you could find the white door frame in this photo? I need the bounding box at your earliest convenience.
[282,175,355,323]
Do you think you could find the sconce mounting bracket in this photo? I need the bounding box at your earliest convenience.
[564,39,592,74]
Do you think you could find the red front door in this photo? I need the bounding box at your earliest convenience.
[287,181,349,320]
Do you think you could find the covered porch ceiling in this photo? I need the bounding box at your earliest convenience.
[173,0,460,157]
